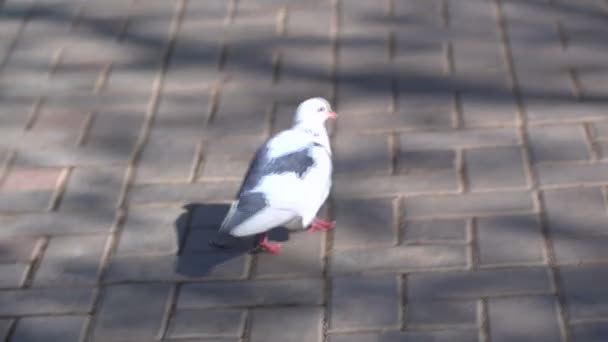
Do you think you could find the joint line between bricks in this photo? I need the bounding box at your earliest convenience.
[495,2,571,339]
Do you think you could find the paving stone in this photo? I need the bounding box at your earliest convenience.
[397,150,456,172]
[0,167,62,212]
[334,171,459,198]
[255,231,324,278]
[336,108,453,131]
[136,128,199,183]
[408,267,552,299]
[0,263,27,288]
[330,275,400,331]
[528,125,590,163]
[552,234,608,263]
[405,191,535,219]
[536,162,608,186]
[61,166,124,211]
[178,278,323,308]
[0,237,38,262]
[129,181,240,204]
[250,307,323,342]
[560,265,608,320]
[33,235,106,286]
[406,299,478,327]
[11,316,86,342]
[571,322,608,342]
[403,219,468,243]
[167,309,246,339]
[0,320,11,341]
[329,330,479,342]
[200,135,266,179]
[115,206,184,256]
[591,121,608,140]
[92,284,170,341]
[106,253,249,282]
[155,93,210,133]
[0,211,115,237]
[331,244,465,273]
[333,198,395,249]
[334,134,390,175]
[0,288,94,315]
[544,187,608,237]
[488,296,562,342]
[399,128,519,150]
[395,93,454,128]
[459,92,516,128]
[465,146,527,190]
[477,215,545,265]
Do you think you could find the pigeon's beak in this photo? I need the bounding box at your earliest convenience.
[328,111,337,119]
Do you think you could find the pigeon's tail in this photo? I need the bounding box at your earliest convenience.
[218,201,240,234]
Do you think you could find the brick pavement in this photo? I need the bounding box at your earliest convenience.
[1,0,608,341]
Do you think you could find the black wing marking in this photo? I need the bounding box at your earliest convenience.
[237,143,317,196]
[220,192,268,232]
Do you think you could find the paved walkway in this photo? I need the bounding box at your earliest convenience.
[1,0,608,341]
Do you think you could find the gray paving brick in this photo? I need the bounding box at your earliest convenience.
[116,206,184,256]
[544,187,608,237]
[397,150,456,172]
[537,162,608,186]
[0,191,54,213]
[571,322,608,342]
[403,219,468,243]
[0,288,94,315]
[167,309,246,339]
[396,93,454,128]
[336,107,453,131]
[331,245,466,274]
[0,211,115,237]
[400,128,519,150]
[61,166,124,211]
[477,215,545,265]
[250,307,323,342]
[155,93,210,133]
[0,237,38,262]
[255,231,323,278]
[465,146,527,190]
[0,166,62,213]
[106,253,249,282]
[333,198,395,249]
[460,92,517,126]
[591,121,608,140]
[528,125,590,163]
[200,135,266,179]
[33,235,106,286]
[408,267,552,299]
[334,134,390,175]
[178,278,323,308]
[405,191,535,219]
[552,234,608,263]
[334,171,459,198]
[92,284,170,341]
[135,128,199,183]
[406,299,478,327]
[560,265,608,321]
[329,330,479,342]
[129,181,240,205]
[12,316,86,342]
[488,296,563,342]
[0,263,27,288]
[0,320,11,341]
[330,275,400,331]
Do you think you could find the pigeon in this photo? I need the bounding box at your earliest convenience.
[211,97,336,254]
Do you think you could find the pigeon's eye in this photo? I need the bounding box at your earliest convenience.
[317,107,325,112]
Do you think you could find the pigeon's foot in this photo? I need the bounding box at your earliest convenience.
[307,218,336,232]
[257,235,282,254]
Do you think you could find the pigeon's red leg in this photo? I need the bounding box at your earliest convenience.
[307,218,336,232]
[259,234,282,254]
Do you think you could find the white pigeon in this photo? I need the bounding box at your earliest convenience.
[212,97,336,254]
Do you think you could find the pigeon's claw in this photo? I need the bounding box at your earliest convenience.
[259,235,282,254]
[307,218,336,232]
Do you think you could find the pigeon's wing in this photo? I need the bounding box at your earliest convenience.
[219,192,297,236]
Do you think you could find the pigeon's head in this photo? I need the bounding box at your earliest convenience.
[293,97,336,127]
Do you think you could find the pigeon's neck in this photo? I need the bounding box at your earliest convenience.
[294,122,332,154]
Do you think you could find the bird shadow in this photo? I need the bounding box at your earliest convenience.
[173,202,290,277]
